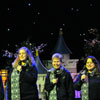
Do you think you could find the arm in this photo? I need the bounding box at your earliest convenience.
[44,72,55,92]
[73,74,83,91]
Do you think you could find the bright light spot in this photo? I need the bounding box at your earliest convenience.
[7,8,10,11]
[51,33,54,35]
[33,22,36,24]
[28,3,31,6]
[7,28,10,31]
[71,8,74,11]
[90,4,93,7]
[63,24,65,26]
[76,9,79,12]
[37,12,40,15]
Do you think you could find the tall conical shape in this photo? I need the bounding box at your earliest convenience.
[52,28,72,54]
[35,50,47,74]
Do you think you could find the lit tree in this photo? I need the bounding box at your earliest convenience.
[83,28,100,61]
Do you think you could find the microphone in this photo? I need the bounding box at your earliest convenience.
[17,60,27,72]
[19,60,29,67]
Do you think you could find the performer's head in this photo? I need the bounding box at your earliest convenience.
[84,56,100,73]
[12,46,36,68]
[18,47,27,61]
[52,53,63,70]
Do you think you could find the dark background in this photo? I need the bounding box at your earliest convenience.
[0,0,100,69]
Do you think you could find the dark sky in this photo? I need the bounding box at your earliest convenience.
[0,0,100,68]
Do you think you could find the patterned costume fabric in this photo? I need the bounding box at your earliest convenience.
[81,81,89,100]
[49,70,57,100]
[11,68,20,100]
[81,68,97,100]
[49,67,63,100]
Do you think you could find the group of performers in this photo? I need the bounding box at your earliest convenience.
[0,46,100,100]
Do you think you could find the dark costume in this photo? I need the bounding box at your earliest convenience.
[45,66,75,100]
[0,75,4,100]
[74,68,100,100]
[7,64,39,100]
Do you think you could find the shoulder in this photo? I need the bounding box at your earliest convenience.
[30,63,37,69]
[48,68,55,72]
[61,66,71,74]
[46,68,55,76]
[62,67,73,79]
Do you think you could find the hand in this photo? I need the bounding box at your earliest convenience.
[17,65,22,72]
[21,62,26,66]
[81,74,86,80]
[52,78,58,84]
